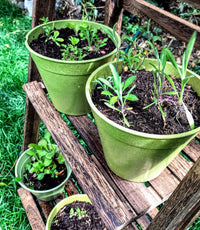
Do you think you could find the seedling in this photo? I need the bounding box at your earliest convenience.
[70,207,88,219]
[40,17,52,39]
[25,130,66,181]
[48,30,64,47]
[61,36,86,61]
[96,63,138,127]
[164,31,197,130]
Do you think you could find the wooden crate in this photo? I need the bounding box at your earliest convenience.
[18,81,200,230]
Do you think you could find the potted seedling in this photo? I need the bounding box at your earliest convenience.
[46,194,106,229]
[15,130,72,201]
[85,31,200,182]
[25,18,121,115]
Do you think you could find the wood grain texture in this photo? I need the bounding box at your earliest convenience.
[104,0,123,34]
[23,81,135,230]
[67,115,162,215]
[23,0,56,151]
[180,0,200,8]
[167,154,193,181]
[17,188,45,230]
[147,157,200,230]
[183,139,200,162]
[123,0,200,49]
[149,169,179,199]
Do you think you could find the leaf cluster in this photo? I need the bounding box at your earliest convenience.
[145,31,197,130]
[61,36,86,61]
[25,130,65,180]
[96,64,138,127]
[70,207,88,219]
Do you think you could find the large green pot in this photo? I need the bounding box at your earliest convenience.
[25,20,121,115]
[46,194,91,230]
[15,149,72,201]
[85,58,200,182]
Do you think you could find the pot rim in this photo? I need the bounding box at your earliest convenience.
[45,194,91,230]
[15,148,72,194]
[85,58,200,140]
[25,19,121,64]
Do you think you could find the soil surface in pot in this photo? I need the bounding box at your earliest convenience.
[51,201,107,230]
[29,27,115,60]
[92,69,200,134]
[23,162,67,190]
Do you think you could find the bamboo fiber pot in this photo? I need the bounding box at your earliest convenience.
[85,59,200,182]
[25,20,121,115]
[15,149,72,201]
[46,194,92,230]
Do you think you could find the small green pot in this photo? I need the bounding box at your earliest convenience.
[46,194,91,230]
[25,20,121,115]
[85,58,200,182]
[15,149,72,201]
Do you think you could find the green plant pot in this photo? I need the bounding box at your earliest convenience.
[46,194,91,230]
[85,58,200,182]
[15,149,72,201]
[25,20,121,115]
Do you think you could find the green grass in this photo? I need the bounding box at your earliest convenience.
[0,0,199,229]
[0,1,31,229]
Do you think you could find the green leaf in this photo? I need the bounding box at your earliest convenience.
[38,139,48,151]
[123,75,136,91]
[182,102,194,130]
[110,96,118,105]
[44,130,51,143]
[56,153,65,164]
[37,150,48,158]
[124,94,138,101]
[98,77,113,90]
[183,31,196,78]
[109,63,121,89]
[37,173,45,180]
[165,49,182,78]
[101,91,114,97]
[43,158,52,167]
[26,149,37,158]
[28,143,42,151]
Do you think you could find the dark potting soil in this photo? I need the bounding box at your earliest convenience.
[92,69,200,135]
[51,201,107,230]
[23,162,67,190]
[29,27,116,60]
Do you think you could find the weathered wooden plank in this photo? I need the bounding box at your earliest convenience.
[147,157,200,230]
[23,0,56,151]
[183,139,200,162]
[149,169,179,199]
[104,0,123,34]
[18,188,45,230]
[67,115,162,215]
[38,200,54,220]
[23,81,135,230]
[167,154,193,181]
[180,0,200,8]
[123,0,200,49]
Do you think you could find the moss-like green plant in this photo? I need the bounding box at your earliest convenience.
[25,130,65,180]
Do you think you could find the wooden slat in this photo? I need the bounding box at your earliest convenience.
[18,188,45,230]
[67,115,162,215]
[147,157,200,230]
[23,81,135,230]
[167,154,193,181]
[104,0,124,34]
[23,0,56,151]
[180,0,200,8]
[183,139,200,162]
[123,0,200,49]
[149,169,179,199]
